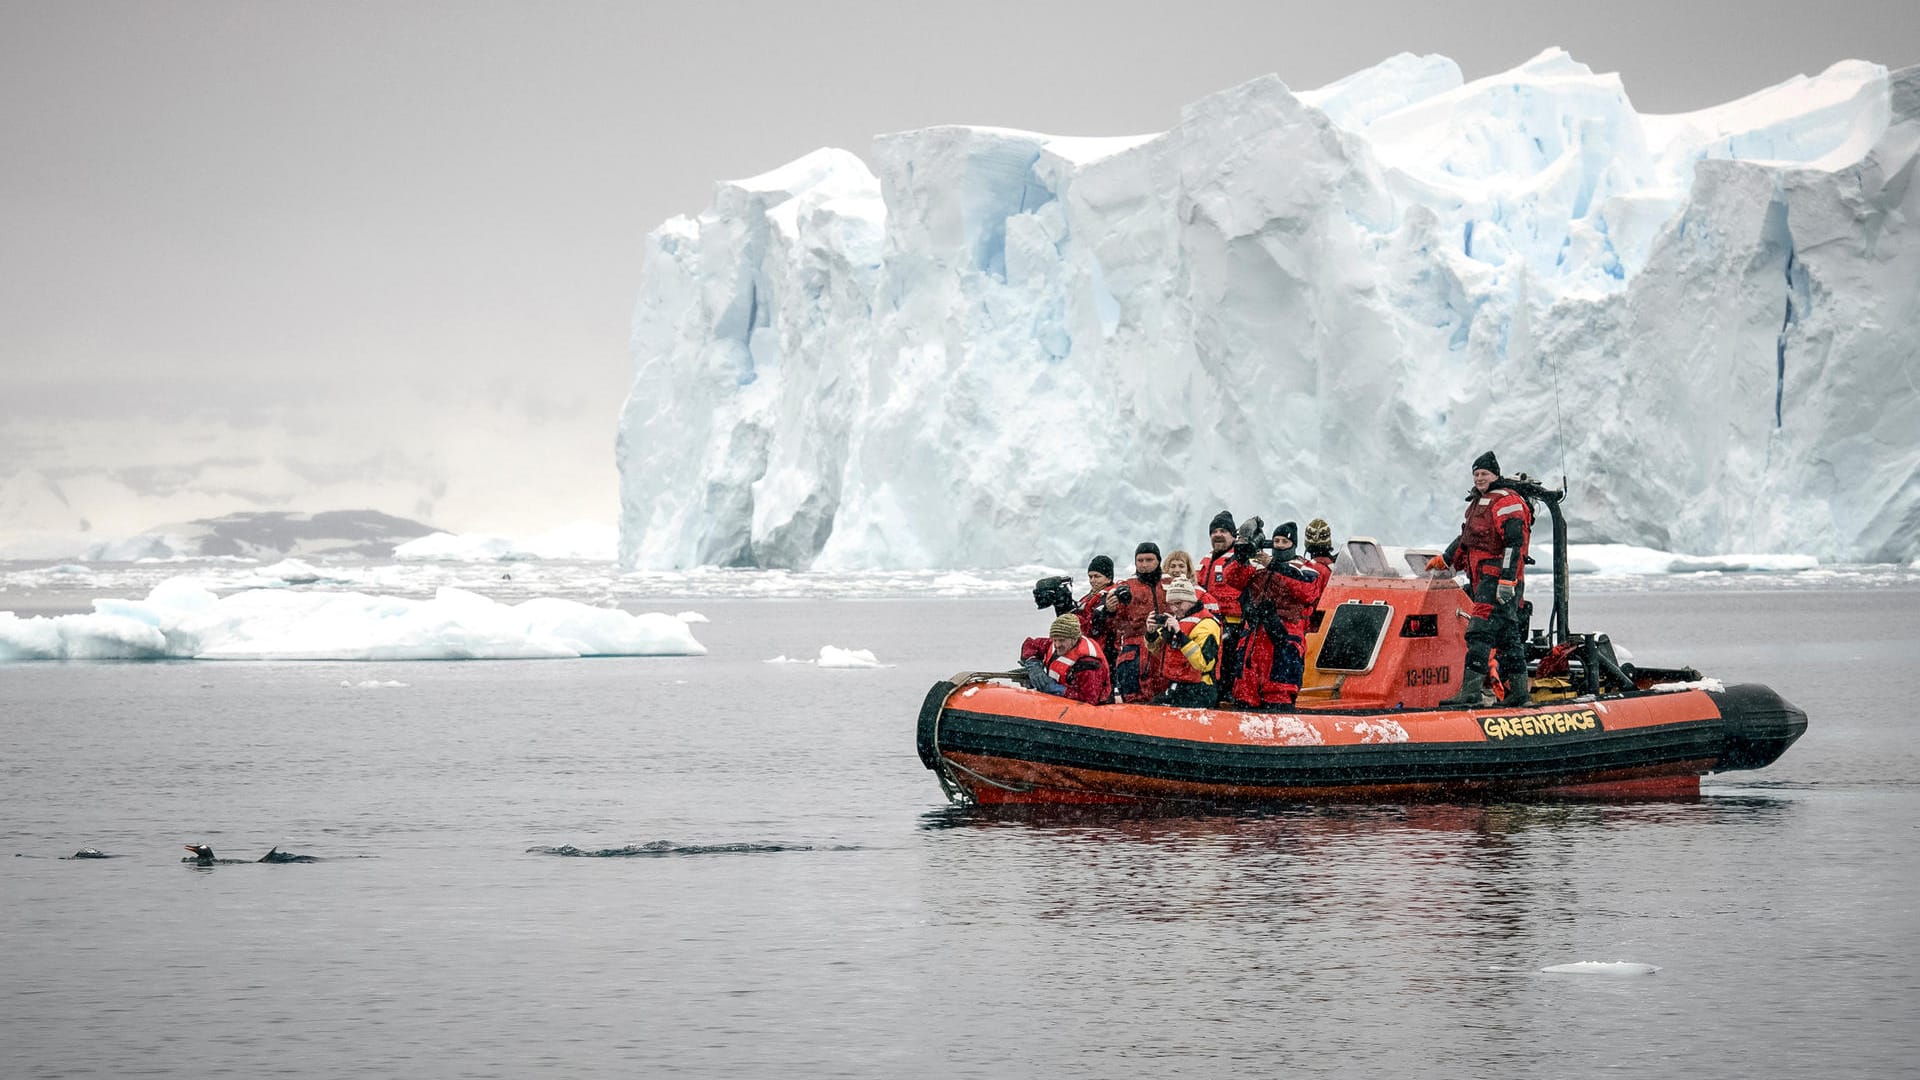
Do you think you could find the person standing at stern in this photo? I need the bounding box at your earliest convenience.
[1429,451,1535,707]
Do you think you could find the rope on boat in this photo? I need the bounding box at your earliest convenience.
[929,671,1036,804]
[938,753,1034,796]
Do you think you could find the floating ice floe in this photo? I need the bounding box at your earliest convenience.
[817,645,884,668]
[343,679,409,688]
[1649,677,1727,693]
[675,610,710,623]
[762,646,886,668]
[0,577,706,661]
[394,523,618,562]
[1541,961,1661,975]
[1561,544,1823,576]
[235,559,330,587]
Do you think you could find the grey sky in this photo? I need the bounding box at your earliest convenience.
[3,0,1914,537]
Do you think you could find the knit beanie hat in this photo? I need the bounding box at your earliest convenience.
[1164,577,1197,606]
[1273,521,1298,549]
[1208,509,1236,535]
[1087,554,1115,579]
[1304,518,1332,550]
[1049,614,1083,640]
[1473,450,1500,475]
[1135,541,1161,560]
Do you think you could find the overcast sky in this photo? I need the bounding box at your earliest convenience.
[2,0,1914,539]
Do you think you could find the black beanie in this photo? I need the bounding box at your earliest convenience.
[1273,521,1298,548]
[1473,450,1500,475]
[1087,554,1115,579]
[1208,509,1236,535]
[1135,541,1160,560]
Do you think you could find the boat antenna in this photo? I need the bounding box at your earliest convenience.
[1546,343,1570,492]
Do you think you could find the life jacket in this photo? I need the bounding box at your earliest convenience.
[1459,484,1534,583]
[1046,634,1106,687]
[1159,608,1222,685]
[1197,551,1246,622]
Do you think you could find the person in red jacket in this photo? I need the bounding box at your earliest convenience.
[1196,510,1245,624]
[1223,521,1327,708]
[1148,576,1223,707]
[1428,451,1535,707]
[1304,518,1337,576]
[1019,614,1112,705]
[1075,554,1121,657]
[1197,510,1256,698]
[1103,541,1170,703]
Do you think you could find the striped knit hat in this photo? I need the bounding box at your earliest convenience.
[1164,576,1197,606]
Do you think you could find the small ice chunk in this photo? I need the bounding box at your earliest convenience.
[259,559,323,584]
[1649,677,1726,693]
[1541,961,1660,975]
[816,645,883,668]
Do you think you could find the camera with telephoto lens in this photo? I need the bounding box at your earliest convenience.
[1032,575,1076,615]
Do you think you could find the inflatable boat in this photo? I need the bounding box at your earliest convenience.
[916,486,1807,807]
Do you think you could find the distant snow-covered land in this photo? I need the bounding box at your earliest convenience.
[0,510,439,562]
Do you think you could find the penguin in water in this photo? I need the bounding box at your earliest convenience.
[182,844,319,865]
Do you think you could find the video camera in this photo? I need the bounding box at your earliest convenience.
[1032,575,1076,615]
[1231,517,1271,560]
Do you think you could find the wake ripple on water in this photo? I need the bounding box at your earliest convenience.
[526,840,860,858]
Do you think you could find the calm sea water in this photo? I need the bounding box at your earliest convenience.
[4,587,1917,1078]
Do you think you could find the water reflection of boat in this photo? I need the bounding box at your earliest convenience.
[917,486,1808,808]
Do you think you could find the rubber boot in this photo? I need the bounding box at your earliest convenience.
[1441,669,1486,707]
[1500,672,1530,707]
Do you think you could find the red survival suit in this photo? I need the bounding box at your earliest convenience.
[1441,480,1535,691]
[1076,583,1120,662]
[1198,548,1252,696]
[1221,555,1327,707]
[1108,575,1170,703]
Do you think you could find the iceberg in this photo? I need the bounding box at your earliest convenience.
[0,578,706,661]
[617,49,1920,570]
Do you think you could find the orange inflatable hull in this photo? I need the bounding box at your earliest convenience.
[918,680,1809,806]
[918,576,1806,807]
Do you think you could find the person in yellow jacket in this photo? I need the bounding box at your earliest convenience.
[1149,576,1223,708]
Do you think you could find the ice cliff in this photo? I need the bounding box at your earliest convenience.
[617,49,1920,570]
